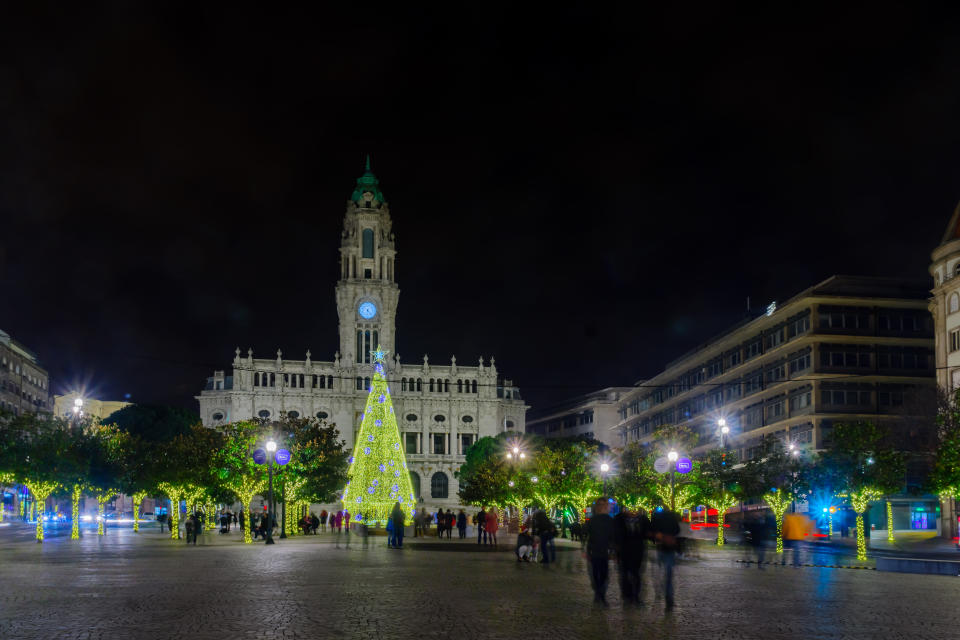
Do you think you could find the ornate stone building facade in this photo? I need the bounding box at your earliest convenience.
[197,160,527,508]
[0,328,51,416]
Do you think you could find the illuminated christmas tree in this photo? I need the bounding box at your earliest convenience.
[342,347,416,527]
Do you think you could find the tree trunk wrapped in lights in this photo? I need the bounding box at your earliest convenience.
[158,483,185,539]
[342,348,416,527]
[763,490,791,554]
[132,491,148,532]
[655,482,696,513]
[96,491,115,535]
[707,492,739,546]
[26,482,58,542]
[71,485,83,539]
[844,487,882,561]
[886,500,894,543]
[0,472,14,522]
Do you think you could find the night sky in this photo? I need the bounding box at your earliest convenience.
[3,5,960,413]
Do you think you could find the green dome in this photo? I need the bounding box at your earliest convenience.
[350,155,385,204]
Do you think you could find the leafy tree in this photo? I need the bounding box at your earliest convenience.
[86,424,131,536]
[608,443,658,513]
[695,449,742,545]
[456,434,512,508]
[822,421,905,560]
[739,438,804,553]
[9,418,66,542]
[103,404,198,442]
[212,421,265,544]
[156,424,225,539]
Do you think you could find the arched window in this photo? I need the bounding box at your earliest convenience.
[406,413,418,422]
[356,331,363,363]
[312,374,318,388]
[270,373,276,387]
[364,377,371,390]
[327,375,334,388]
[299,374,304,388]
[364,331,371,363]
[429,379,435,392]
[431,472,448,499]
[362,228,374,258]
[288,410,300,419]
[410,472,421,501]
[254,372,260,387]
[444,379,450,393]
[951,293,959,314]
[472,380,478,394]
[316,411,329,420]
[416,378,422,391]
[258,409,271,419]
[373,331,379,351]
[356,377,363,390]
[457,379,463,393]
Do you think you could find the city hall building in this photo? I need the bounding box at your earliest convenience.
[197,160,527,508]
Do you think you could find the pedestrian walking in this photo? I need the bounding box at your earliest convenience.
[476,508,487,545]
[391,502,406,548]
[651,508,681,610]
[457,509,467,539]
[584,498,614,607]
[613,505,650,606]
[744,514,768,568]
[239,510,245,533]
[782,513,813,567]
[413,508,424,537]
[486,506,499,547]
[158,513,166,533]
[184,517,195,544]
[310,512,319,534]
[444,509,454,539]
[319,509,327,533]
[534,509,557,564]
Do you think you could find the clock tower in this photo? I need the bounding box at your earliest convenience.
[335,157,400,368]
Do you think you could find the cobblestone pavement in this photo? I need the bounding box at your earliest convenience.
[1,522,959,640]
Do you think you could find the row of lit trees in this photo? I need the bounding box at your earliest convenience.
[455,421,909,561]
[0,406,349,544]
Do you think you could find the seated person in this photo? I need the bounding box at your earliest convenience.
[516,529,534,562]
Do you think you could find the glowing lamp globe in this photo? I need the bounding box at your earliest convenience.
[266,440,277,452]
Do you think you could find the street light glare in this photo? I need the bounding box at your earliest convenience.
[721,425,730,435]
[266,440,277,452]
[73,398,83,407]
[506,453,513,459]
[513,447,520,455]
[667,450,678,462]
[718,417,726,427]
[600,463,610,473]
[519,452,526,459]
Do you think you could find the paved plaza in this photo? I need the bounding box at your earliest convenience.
[2,522,960,640]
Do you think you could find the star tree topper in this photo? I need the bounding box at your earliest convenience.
[371,346,389,364]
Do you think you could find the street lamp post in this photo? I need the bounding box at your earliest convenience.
[668,450,679,511]
[265,438,277,545]
[719,418,730,449]
[600,462,610,496]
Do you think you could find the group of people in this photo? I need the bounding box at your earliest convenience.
[515,509,559,563]
[582,499,682,609]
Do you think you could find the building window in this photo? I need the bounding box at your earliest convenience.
[288,410,299,419]
[434,414,446,422]
[316,411,329,419]
[258,410,271,419]
[951,294,960,315]
[457,379,463,393]
[789,391,812,412]
[364,377,371,390]
[212,412,224,422]
[444,379,450,393]
[429,379,435,392]
[406,413,418,422]
[327,375,334,388]
[462,415,473,423]
[356,377,363,390]
[433,434,446,454]
[951,330,960,353]
[405,433,418,453]
[401,378,408,392]
[461,434,474,453]
[430,472,448,499]
[506,420,515,429]
[472,380,478,393]
[416,378,422,392]
[362,228,374,258]
[745,340,762,360]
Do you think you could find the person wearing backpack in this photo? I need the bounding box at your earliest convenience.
[475,508,487,545]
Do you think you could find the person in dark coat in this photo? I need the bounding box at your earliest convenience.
[651,508,681,609]
[390,502,406,548]
[239,510,245,533]
[457,509,467,539]
[533,510,558,564]
[613,506,651,605]
[476,508,487,545]
[584,498,615,606]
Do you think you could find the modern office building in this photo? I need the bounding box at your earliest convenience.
[612,275,936,461]
[0,328,51,416]
[526,387,634,448]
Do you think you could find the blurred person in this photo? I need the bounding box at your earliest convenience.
[584,498,615,607]
[614,505,650,606]
[651,508,681,610]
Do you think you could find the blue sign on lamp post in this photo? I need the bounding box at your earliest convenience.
[275,449,291,466]
[676,458,693,474]
[252,449,267,465]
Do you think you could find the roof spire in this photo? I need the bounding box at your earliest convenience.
[365,154,372,171]
[351,154,385,204]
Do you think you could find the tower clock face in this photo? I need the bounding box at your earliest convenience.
[358,301,378,319]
